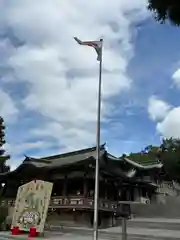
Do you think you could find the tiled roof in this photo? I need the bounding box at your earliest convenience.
[0,144,162,184]
[23,144,106,168]
[122,157,162,169]
[133,159,161,166]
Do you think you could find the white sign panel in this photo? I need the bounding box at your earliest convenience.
[11,180,53,233]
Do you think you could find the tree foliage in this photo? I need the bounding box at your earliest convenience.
[122,145,160,164]
[0,206,8,230]
[123,138,180,182]
[158,138,180,181]
[148,0,180,26]
[120,139,180,182]
[0,117,10,173]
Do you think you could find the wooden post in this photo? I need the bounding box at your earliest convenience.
[62,176,67,196]
[83,178,88,197]
[105,179,108,199]
[122,217,127,240]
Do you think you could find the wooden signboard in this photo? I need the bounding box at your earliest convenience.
[11,180,53,233]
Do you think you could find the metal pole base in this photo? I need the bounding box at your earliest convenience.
[122,218,127,240]
[93,229,98,240]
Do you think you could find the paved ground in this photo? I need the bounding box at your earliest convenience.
[1,218,180,239]
[128,218,180,231]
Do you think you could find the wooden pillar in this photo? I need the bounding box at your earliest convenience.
[62,176,67,196]
[125,189,130,201]
[138,188,142,199]
[83,178,88,197]
[105,179,108,199]
[134,187,139,202]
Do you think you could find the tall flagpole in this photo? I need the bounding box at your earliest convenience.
[74,36,103,240]
[93,38,103,240]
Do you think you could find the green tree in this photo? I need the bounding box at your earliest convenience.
[125,145,160,164]
[148,0,180,26]
[0,117,10,173]
[121,139,180,181]
[159,138,180,181]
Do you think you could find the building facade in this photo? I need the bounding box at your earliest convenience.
[0,145,163,228]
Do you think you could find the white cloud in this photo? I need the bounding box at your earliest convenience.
[146,66,180,139]
[0,0,149,159]
[148,96,172,122]
[157,107,180,138]
[0,88,18,123]
[5,141,51,156]
[172,68,180,88]
[148,95,180,139]
[10,164,18,171]
[5,140,54,168]
[158,68,180,138]
[148,96,180,138]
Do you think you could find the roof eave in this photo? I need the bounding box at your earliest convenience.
[123,157,163,170]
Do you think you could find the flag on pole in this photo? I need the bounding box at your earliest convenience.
[74,37,102,61]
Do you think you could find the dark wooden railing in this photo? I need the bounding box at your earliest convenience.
[49,196,119,212]
[0,196,120,212]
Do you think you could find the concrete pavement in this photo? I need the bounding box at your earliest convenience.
[1,218,180,239]
[130,217,180,223]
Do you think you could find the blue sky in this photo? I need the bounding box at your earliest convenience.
[1,0,180,169]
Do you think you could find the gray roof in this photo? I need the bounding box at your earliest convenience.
[0,144,163,183]
[23,144,106,168]
[123,157,163,169]
[0,145,106,180]
[18,146,163,172]
[106,153,162,169]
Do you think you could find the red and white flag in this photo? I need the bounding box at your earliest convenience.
[74,37,102,61]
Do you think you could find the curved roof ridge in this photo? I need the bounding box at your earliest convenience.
[40,143,106,160]
[123,157,163,169]
[106,152,119,160]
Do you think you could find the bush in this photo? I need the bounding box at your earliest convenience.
[0,206,8,231]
